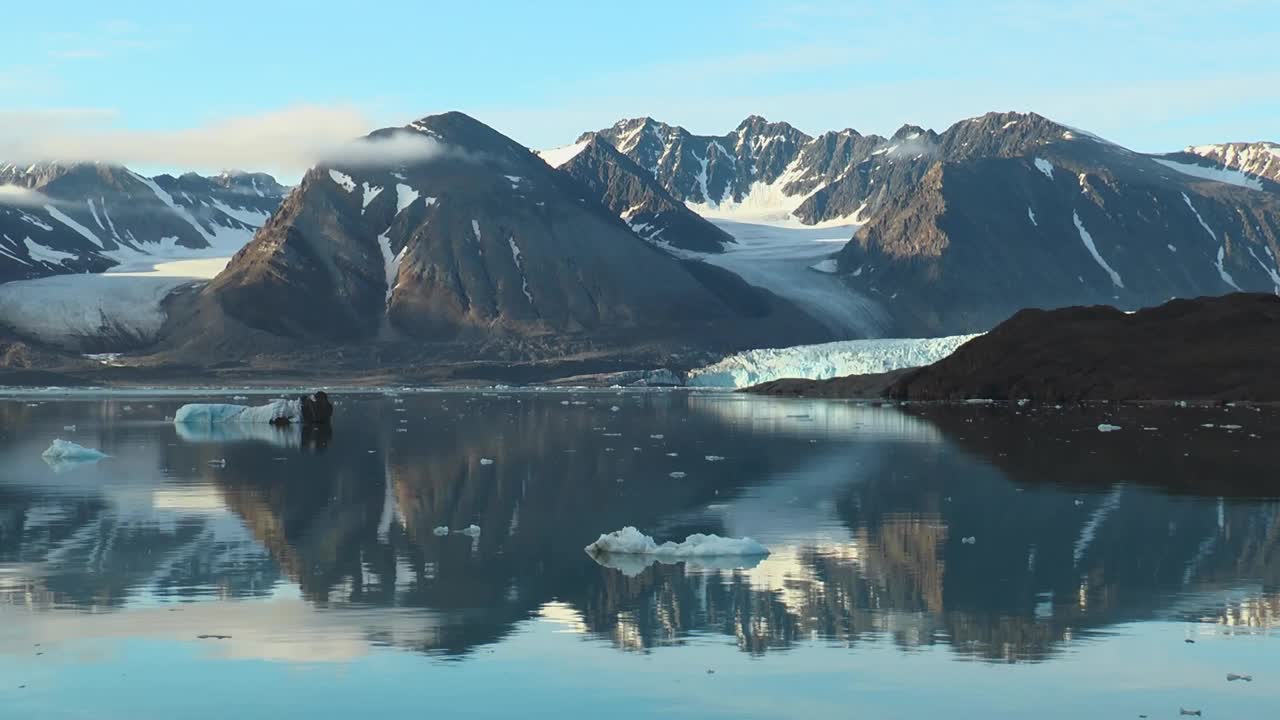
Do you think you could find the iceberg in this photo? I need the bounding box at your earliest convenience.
[686,334,980,389]
[585,526,769,558]
[41,439,108,473]
[42,439,109,461]
[174,399,301,426]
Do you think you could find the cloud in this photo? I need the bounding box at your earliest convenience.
[0,185,54,208]
[0,106,374,178]
[322,132,481,169]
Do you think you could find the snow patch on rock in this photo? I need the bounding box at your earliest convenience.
[1073,211,1124,289]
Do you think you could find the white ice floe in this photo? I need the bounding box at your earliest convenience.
[173,399,301,425]
[1073,211,1124,288]
[458,524,481,537]
[686,334,979,388]
[584,526,769,560]
[41,439,108,461]
[432,526,450,536]
[1097,423,1122,432]
[479,458,494,465]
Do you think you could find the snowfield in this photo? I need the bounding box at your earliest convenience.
[686,334,980,388]
[1151,158,1264,191]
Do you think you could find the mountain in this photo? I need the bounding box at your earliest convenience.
[580,115,924,224]
[542,135,734,252]
[832,111,1280,335]
[165,112,829,362]
[1162,142,1280,188]
[0,162,286,282]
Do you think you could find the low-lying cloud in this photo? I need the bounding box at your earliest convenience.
[0,184,53,208]
[321,132,484,169]
[0,105,374,179]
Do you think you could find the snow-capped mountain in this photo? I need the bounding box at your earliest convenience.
[835,112,1280,335]
[171,112,828,357]
[544,135,734,253]
[0,162,286,283]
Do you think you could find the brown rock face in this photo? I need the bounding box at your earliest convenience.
[888,293,1280,402]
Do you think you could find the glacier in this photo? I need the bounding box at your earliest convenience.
[686,334,980,388]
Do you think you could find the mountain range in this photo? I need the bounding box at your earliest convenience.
[0,162,285,282]
[1,109,1278,379]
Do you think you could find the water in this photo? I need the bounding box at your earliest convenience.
[1,391,1277,718]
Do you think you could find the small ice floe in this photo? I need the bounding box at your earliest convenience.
[1227,673,1253,682]
[41,440,108,472]
[650,434,665,440]
[207,459,227,469]
[669,471,687,479]
[1180,709,1202,717]
[560,400,570,405]
[611,406,621,412]
[1143,427,1159,431]
[961,536,977,545]
[666,452,679,457]
[1074,499,1085,506]
[458,524,481,538]
[616,477,625,483]
[62,425,76,432]
[1220,424,1243,430]
[705,455,726,462]
[432,526,450,536]
[1097,423,1122,432]
[479,458,494,465]
[584,527,770,576]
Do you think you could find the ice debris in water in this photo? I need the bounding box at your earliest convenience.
[62,425,76,432]
[669,471,687,479]
[479,458,494,465]
[650,434,664,440]
[41,439,108,461]
[1227,673,1253,682]
[584,526,769,559]
[459,524,481,537]
[1097,423,1122,432]
[961,536,977,545]
[174,400,300,425]
[705,455,726,462]
[432,526,450,536]
[208,459,227,468]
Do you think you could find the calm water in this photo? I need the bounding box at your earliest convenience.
[1,391,1277,718]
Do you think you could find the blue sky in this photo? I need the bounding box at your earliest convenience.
[2,0,1277,178]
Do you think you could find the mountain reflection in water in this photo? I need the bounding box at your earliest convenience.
[0,392,1276,668]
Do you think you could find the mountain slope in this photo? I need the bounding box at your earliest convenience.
[1162,142,1280,189]
[172,112,829,358]
[0,162,285,282]
[833,112,1280,335]
[547,136,733,253]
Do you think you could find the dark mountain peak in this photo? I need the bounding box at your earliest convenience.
[733,116,811,145]
[891,124,929,142]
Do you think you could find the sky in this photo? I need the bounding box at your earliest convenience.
[1,0,1278,180]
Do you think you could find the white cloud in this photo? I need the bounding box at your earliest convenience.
[0,185,54,208]
[322,132,482,169]
[0,105,374,178]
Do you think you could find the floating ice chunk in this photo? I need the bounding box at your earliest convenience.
[961,536,977,545]
[669,471,687,479]
[62,425,76,431]
[459,524,481,537]
[650,434,665,440]
[207,459,227,469]
[432,526,450,536]
[174,400,301,425]
[41,439,107,462]
[584,526,769,560]
[1226,673,1253,682]
[705,455,726,462]
[1097,423,1122,432]
[610,406,621,412]
[479,458,494,465]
